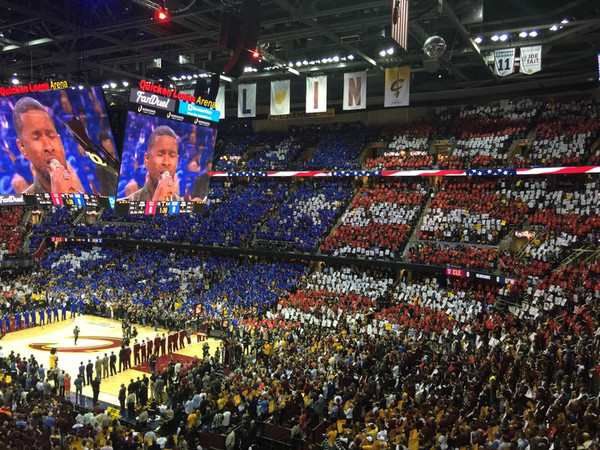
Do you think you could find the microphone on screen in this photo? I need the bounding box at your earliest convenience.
[161,171,175,201]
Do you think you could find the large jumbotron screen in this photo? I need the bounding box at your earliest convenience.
[0,85,119,207]
[114,86,218,215]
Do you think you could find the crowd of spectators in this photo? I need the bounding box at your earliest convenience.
[321,182,427,260]
[0,206,26,257]
[255,179,354,252]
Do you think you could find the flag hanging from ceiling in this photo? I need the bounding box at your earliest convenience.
[494,48,516,77]
[391,0,409,50]
[238,83,256,118]
[343,71,367,110]
[519,45,542,75]
[270,79,290,116]
[306,76,327,113]
[384,66,410,107]
[215,84,225,119]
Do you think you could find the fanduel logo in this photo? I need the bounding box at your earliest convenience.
[0,194,25,205]
[129,88,175,111]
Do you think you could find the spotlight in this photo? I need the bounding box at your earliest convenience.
[519,31,528,38]
[11,78,18,85]
[549,25,558,31]
[102,84,109,89]
[386,47,394,55]
[186,75,192,80]
[348,54,354,60]
[491,35,499,41]
[473,36,483,44]
[122,81,129,87]
[296,61,302,67]
[379,50,386,56]
[252,50,260,58]
[561,18,569,24]
[156,8,169,21]
[321,58,328,63]
[499,34,509,41]
[109,82,117,88]
[333,55,339,62]
[528,30,538,37]
[302,60,308,65]
[78,85,84,90]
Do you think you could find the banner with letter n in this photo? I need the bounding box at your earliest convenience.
[343,71,367,110]
[306,76,327,113]
[384,66,410,107]
[519,45,542,75]
[238,83,256,118]
[270,79,290,116]
[391,0,409,50]
[494,48,515,77]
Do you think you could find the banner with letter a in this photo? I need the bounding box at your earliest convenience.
[306,76,327,113]
[520,45,542,75]
[238,83,256,118]
[384,66,410,107]
[271,79,290,116]
[216,84,225,119]
[494,48,515,77]
[343,71,367,110]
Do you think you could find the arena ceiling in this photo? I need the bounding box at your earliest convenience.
[0,0,599,106]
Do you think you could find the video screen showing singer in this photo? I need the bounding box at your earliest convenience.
[117,112,216,203]
[0,87,118,196]
[119,125,182,202]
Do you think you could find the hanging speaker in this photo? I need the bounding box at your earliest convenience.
[222,0,260,78]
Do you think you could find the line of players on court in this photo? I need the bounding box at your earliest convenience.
[119,329,192,371]
[1,300,84,333]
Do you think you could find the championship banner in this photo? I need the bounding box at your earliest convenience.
[215,84,225,119]
[238,83,256,118]
[306,76,327,113]
[343,71,367,110]
[384,66,410,107]
[494,48,516,77]
[520,45,542,75]
[391,0,409,50]
[270,79,290,116]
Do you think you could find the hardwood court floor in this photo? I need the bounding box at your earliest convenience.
[2,315,220,407]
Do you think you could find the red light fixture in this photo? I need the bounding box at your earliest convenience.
[156,9,169,21]
[252,50,260,58]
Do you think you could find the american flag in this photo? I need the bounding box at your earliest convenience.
[391,0,409,50]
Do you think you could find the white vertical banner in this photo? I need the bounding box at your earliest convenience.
[305,75,327,113]
[343,71,367,110]
[494,48,516,77]
[384,66,410,107]
[520,45,542,75]
[238,83,256,118]
[270,79,290,116]
[215,84,225,119]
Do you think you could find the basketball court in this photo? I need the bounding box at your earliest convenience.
[1,314,221,410]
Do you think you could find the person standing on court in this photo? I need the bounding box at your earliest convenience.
[102,353,109,378]
[110,351,117,376]
[91,377,101,406]
[86,359,93,386]
[73,325,80,345]
[74,374,83,405]
[118,383,127,415]
[95,356,102,381]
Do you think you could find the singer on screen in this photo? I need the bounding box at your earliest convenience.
[120,125,181,202]
[13,96,83,194]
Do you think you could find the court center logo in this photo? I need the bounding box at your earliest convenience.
[29,336,122,353]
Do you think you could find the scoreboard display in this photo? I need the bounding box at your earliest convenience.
[114,199,202,215]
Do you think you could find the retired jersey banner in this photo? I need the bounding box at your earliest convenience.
[306,76,327,113]
[343,71,367,110]
[495,48,515,77]
[216,84,225,119]
[384,66,410,107]
[271,79,290,116]
[520,45,542,75]
[238,83,256,118]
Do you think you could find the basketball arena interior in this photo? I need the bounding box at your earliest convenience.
[0,1,600,449]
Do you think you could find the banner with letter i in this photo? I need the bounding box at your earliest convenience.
[306,76,327,113]
[238,83,256,118]
[384,66,410,107]
[494,48,515,76]
[343,71,367,110]
[519,46,542,74]
[270,80,290,116]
